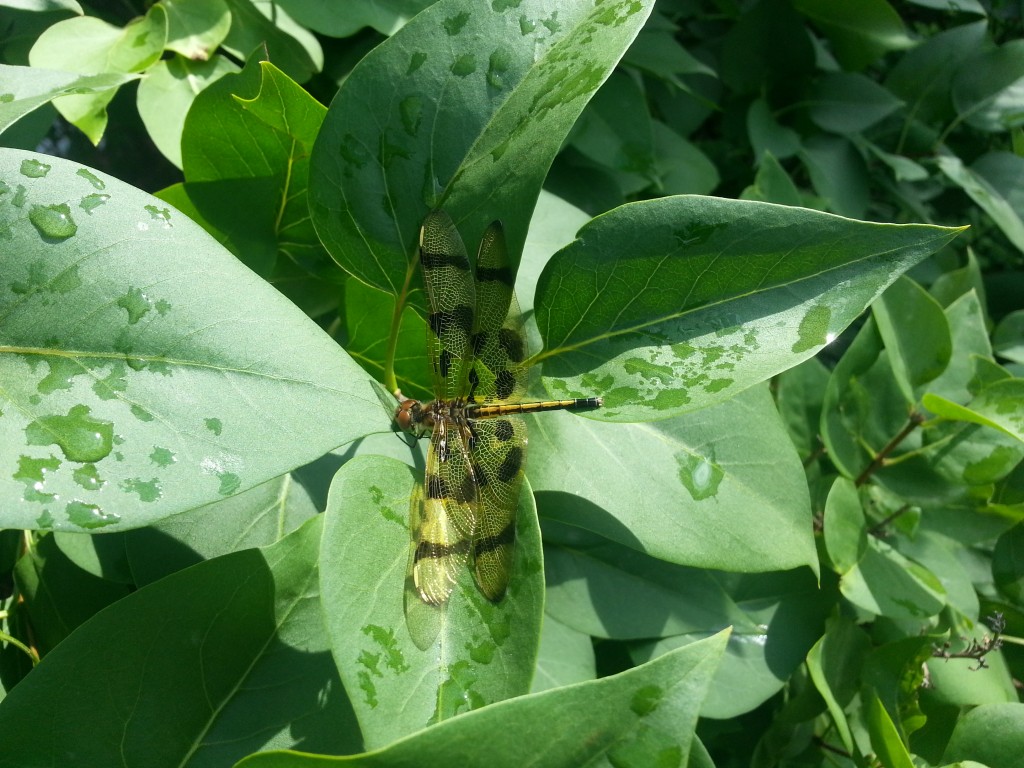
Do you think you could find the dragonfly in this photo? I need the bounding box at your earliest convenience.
[395,210,602,613]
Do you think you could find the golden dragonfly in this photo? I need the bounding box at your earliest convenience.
[395,210,602,611]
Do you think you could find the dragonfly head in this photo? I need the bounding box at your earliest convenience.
[395,397,430,437]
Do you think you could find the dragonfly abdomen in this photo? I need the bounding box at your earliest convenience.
[467,397,603,419]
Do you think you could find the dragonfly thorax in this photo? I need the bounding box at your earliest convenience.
[395,397,471,438]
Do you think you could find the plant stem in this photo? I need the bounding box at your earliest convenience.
[855,411,925,486]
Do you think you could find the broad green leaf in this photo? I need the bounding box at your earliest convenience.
[0,65,138,137]
[275,0,435,37]
[747,99,802,162]
[239,630,729,768]
[924,379,1024,444]
[622,29,714,86]
[897,531,979,621]
[627,571,828,719]
[124,472,318,586]
[162,0,231,60]
[174,57,328,279]
[533,196,963,421]
[792,0,913,70]
[741,151,804,207]
[863,141,929,183]
[530,613,595,694]
[529,385,817,574]
[806,617,872,756]
[720,0,813,94]
[872,276,952,402]
[309,0,654,302]
[137,54,239,169]
[993,311,1024,364]
[993,522,1024,602]
[938,152,1024,255]
[823,477,867,574]
[774,356,830,459]
[320,456,543,749]
[0,517,361,765]
[13,532,130,653]
[4,0,83,11]
[952,40,1024,132]
[650,120,719,196]
[800,134,869,217]
[221,0,322,83]
[808,72,904,134]
[926,290,992,404]
[865,689,916,768]
[862,637,932,743]
[840,536,946,623]
[27,6,168,143]
[885,20,987,124]
[0,149,388,532]
[930,249,987,314]
[927,647,1018,707]
[53,527,133,583]
[572,71,655,196]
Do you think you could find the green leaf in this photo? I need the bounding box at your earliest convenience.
[26,5,168,142]
[840,536,946,623]
[175,57,328,278]
[792,0,914,70]
[872,276,953,401]
[864,689,916,768]
[221,0,322,83]
[319,456,544,749]
[136,54,239,168]
[952,40,1024,132]
[924,379,1024,444]
[993,311,1024,364]
[808,72,904,133]
[806,617,872,756]
[746,99,802,163]
[12,532,130,653]
[124,472,318,585]
[0,65,138,137]
[938,152,1024,255]
[239,630,730,768]
[529,385,818,574]
[885,20,987,124]
[0,149,388,532]
[530,613,595,694]
[650,120,719,196]
[309,0,654,302]
[928,648,1018,707]
[622,28,714,86]
[943,704,1024,768]
[533,196,964,421]
[277,0,434,37]
[823,477,867,574]
[925,290,992,404]
[774,356,830,459]
[0,517,361,764]
[800,134,869,217]
[740,151,804,207]
[162,0,231,60]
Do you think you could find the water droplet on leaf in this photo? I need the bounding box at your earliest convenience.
[29,204,77,240]
[66,501,120,529]
[26,405,114,463]
[20,158,51,178]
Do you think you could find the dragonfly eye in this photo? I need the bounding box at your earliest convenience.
[395,399,421,432]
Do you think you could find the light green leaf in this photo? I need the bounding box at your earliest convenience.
[276,0,434,37]
[840,536,946,622]
[792,0,914,70]
[0,517,361,764]
[994,310,1024,364]
[873,276,953,402]
[27,6,168,143]
[865,689,916,768]
[319,456,544,749]
[0,65,138,137]
[530,385,817,574]
[137,54,239,168]
[623,29,714,85]
[806,617,872,756]
[938,152,1024,255]
[747,98,801,162]
[928,647,1018,707]
[124,472,318,585]
[239,630,730,768]
[530,614,595,694]
[5,0,83,11]
[162,0,231,60]
[924,379,1024,444]
[534,196,964,421]
[650,120,719,196]
[823,477,867,574]
[222,0,322,83]
[0,149,387,532]
[952,40,1024,132]
[808,72,904,133]
[309,0,654,303]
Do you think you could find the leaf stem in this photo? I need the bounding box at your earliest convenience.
[855,410,925,486]
[385,260,417,395]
